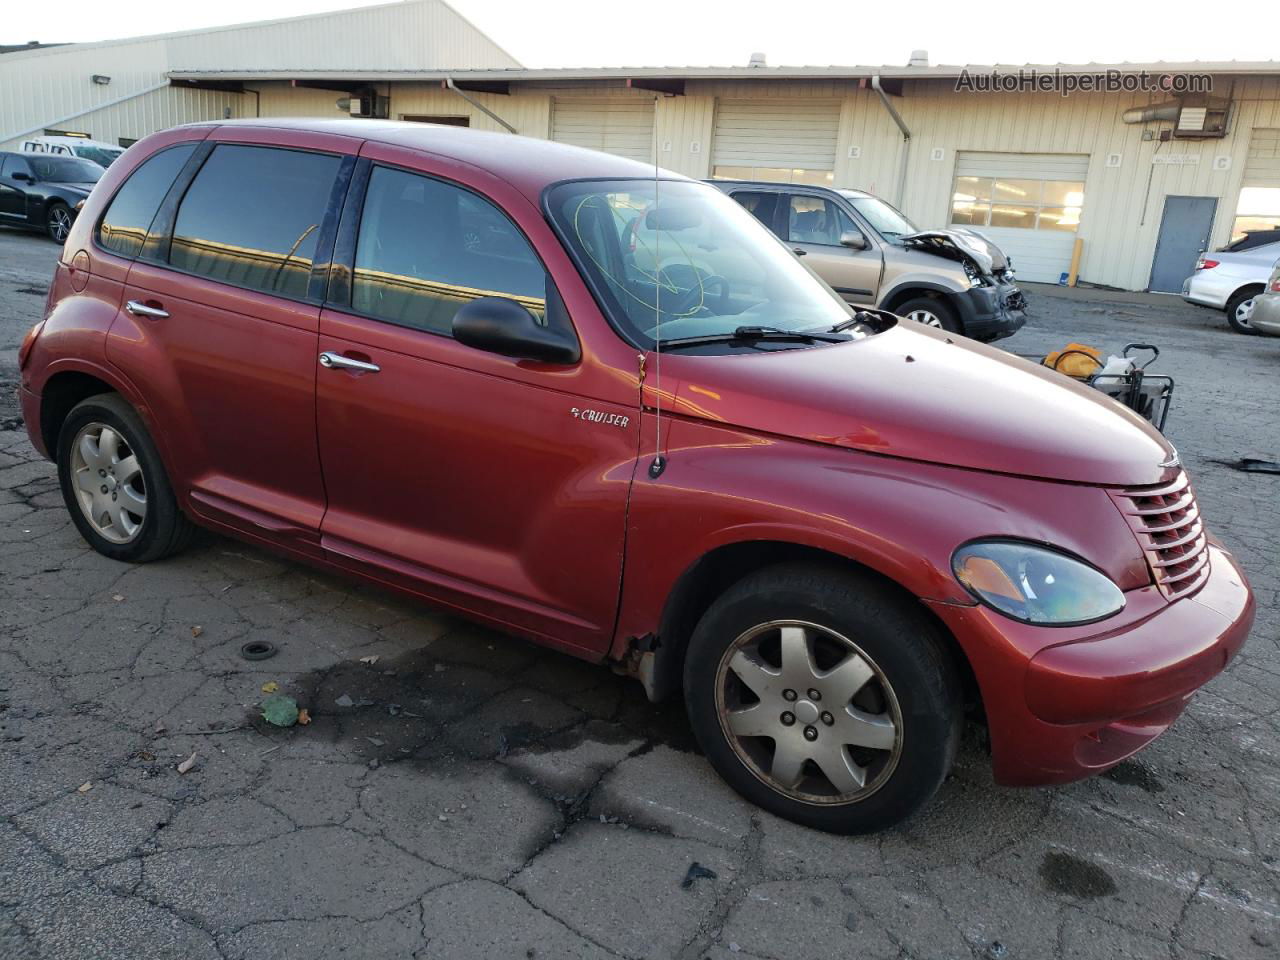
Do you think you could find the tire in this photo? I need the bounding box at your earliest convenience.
[1225,288,1261,335]
[56,393,195,563]
[46,201,73,244]
[894,295,961,335]
[683,563,961,834]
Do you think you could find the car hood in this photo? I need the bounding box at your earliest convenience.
[661,321,1176,486]
[898,228,1010,275]
[44,181,95,194]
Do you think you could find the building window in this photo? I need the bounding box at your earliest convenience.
[951,177,1084,232]
[712,165,834,187]
[400,115,470,127]
[1231,187,1280,242]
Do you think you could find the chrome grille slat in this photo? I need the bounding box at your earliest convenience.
[1123,489,1196,516]
[1110,472,1210,601]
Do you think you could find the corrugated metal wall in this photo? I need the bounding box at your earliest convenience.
[0,0,518,151]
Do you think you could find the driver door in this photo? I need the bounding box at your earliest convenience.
[786,194,883,306]
[314,155,639,655]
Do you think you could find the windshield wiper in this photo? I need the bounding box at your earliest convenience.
[659,325,851,350]
[828,311,882,333]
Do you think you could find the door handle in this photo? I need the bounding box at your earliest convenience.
[125,300,169,319]
[319,351,380,374]
[791,247,808,257]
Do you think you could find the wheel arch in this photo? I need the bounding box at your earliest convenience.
[1228,282,1266,307]
[880,282,960,315]
[40,370,120,461]
[635,539,981,717]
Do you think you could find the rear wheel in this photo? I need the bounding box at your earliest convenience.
[57,394,195,563]
[894,295,961,335]
[683,563,962,834]
[1226,288,1261,334]
[46,201,73,244]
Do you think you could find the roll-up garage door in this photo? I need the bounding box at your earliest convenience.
[1233,130,1280,240]
[711,99,841,184]
[1243,129,1280,187]
[551,97,655,163]
[951,152,1091,282]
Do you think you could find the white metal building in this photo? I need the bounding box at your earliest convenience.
[3,4,1280,292]
[0,1,519,153]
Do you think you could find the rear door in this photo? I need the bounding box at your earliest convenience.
[110,130,357,551]
[785,193,881,304]
[313,146,639,654]
[0,155,33,220]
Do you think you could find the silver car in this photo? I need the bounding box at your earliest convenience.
[1182,240,1280,334]
[1250,261,1280,336]
[708,181,1026,342]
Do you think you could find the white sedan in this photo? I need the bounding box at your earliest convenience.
[1182,240,1280,334]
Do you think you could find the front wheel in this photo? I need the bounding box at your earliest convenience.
[894,295,961,335]
[46,201,73,244]
[57,393,195,563]
[683,564,961,834]
[1225,289,1260,335]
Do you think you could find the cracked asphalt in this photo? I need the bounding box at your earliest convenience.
[1,225,1278,960]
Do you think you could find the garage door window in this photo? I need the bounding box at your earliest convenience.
[952,177,1084,232]
[713,166,834,187]
[1231,187,1280,242]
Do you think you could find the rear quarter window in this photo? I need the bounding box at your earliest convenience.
[98,143,197,259]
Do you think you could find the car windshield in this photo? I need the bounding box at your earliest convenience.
[840,192,918,240]
[75,146,122,167]
[28,156,102,183]
[546,178,853,346]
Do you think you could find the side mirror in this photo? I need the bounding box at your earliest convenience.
[840,230,868,250]
[453,296,580,364]
[11,171,32,182]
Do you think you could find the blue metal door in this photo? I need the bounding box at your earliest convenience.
[1149,196,1217,293]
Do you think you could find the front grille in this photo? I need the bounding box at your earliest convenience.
[1111,472,1210,600]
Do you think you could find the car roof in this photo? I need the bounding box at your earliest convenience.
[202,118,686,203]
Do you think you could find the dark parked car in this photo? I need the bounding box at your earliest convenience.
[0,151,102,242]
[18,119,1254,834]
[1222,229,1280,253]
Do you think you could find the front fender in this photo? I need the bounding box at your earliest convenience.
[612,416,1153,660]
[879,276,965,312]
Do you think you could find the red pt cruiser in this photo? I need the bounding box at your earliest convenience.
[18,120,1254,833]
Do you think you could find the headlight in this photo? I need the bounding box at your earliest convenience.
[952,540,1125,626]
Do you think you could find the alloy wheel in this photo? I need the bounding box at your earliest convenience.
[714,620,903,804]
[1235,298,1255,328]
[68,422,148,544]
[48,206,72,243]
[906,308,943,327]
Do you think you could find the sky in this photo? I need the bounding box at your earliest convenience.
[7,0,1279,68]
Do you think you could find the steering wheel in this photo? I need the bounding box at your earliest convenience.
[663,273,730,318]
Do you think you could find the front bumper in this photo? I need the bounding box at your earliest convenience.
[1251,292,1280,335]
[927,542,1253,786]
[955,280,1026,342]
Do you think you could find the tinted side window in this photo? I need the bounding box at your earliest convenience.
[1,155,32,178]
[733,192,780,235]
[98,144,197,259]
[788,196,857,246]
[171,145,341,300]
[352,166,547,335]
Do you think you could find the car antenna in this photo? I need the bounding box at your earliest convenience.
[648,122,667,480]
